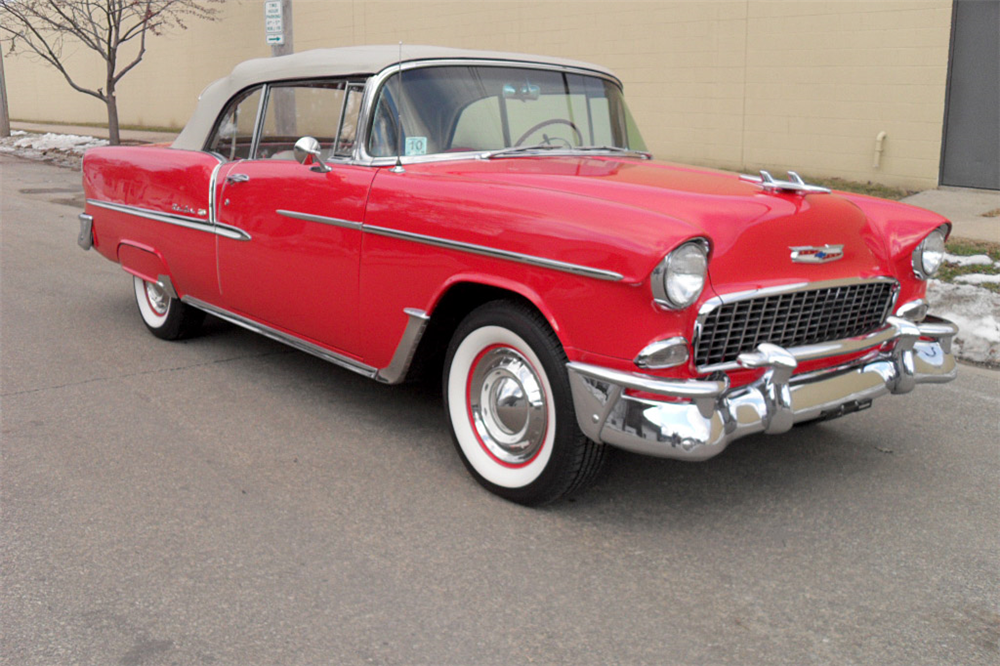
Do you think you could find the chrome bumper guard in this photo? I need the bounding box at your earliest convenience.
[78,213,94,250]
[567,315,958,461]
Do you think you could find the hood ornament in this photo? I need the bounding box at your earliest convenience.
[740,170,831,194]
[790,244,844,263]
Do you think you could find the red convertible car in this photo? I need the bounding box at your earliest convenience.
[79,45,958,504]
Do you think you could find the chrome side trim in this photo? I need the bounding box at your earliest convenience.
[276,209,363,230]
[181,296,378,379]
[375,308,431,384]
[365,224,624,282]
[87,199,251,242]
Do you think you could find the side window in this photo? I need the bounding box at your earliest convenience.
[207,87,262,161]
[258,82,345,160]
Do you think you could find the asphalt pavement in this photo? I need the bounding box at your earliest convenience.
[2,154,998,665]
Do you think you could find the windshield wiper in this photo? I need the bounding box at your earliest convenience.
[480,144,565,159]
[574,145,653,159]
[481,144,652,160]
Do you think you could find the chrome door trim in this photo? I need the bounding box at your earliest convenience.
[87,199,251,242]
[364,224,624,282]
[181,296,379,379]
[276,209,363,230]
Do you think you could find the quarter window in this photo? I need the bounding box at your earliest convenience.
[206,86,262,161]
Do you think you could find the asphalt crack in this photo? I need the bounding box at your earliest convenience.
[2,350,293,397]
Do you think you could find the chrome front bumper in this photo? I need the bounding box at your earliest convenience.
[567,315,958,461]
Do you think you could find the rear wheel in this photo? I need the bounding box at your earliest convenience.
[443,301,607,505]
[132,276,204,340]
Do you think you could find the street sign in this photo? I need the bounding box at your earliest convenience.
[264,1,284,46]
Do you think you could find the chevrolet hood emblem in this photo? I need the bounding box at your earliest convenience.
[790,244,844,263]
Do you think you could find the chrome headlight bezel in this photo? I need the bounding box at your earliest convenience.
[651,239,710,310]
[912,225,948,280]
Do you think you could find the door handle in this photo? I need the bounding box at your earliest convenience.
[226,173,250,184]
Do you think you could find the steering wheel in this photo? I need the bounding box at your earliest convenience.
[514,119,584,147]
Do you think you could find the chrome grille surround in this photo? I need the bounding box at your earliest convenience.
[694,277,899,372]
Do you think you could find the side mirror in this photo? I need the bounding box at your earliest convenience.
[293,136,331,173]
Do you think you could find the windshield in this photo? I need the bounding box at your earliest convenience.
[368,65,646,158]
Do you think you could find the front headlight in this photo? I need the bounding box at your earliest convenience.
[652,240,709,309]
[912,225,947,279]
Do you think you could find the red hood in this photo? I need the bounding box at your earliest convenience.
[413,156,894,294]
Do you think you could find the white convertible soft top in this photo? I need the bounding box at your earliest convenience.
[172,44,618,151]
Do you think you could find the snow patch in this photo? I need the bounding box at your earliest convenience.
[955,274,1000,285]
[928,280,1000,365]
[0,131,108,155]
[944,253,996,267]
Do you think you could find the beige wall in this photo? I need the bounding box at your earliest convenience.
[4,0,953,188]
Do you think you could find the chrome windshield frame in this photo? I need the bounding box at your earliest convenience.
[352,58,629,167]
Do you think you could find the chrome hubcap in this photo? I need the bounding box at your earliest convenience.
[469,347,547,465]
[145,281,168,315]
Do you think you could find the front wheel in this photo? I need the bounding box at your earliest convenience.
[443,301,607,505]
[132,276,204,340]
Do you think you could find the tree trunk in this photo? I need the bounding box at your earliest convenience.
[106,91,120,146]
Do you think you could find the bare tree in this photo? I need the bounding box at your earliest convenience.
[1,1,223,144]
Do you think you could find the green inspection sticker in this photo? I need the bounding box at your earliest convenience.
[405,137,427,156]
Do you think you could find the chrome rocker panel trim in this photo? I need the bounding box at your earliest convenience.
[183,296,378,378]
[567,315,958,461]
[180,297,428,385]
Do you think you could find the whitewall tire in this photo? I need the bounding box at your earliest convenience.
[132,275,204,340]
[444,301,607,505]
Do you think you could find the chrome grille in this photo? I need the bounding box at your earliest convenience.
[694,280,896,368]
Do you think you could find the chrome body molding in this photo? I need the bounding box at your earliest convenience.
[77,213,94,250]
[276,209,363,230]
[87,199,251,242]
[181,297,378,379]
[365,224,624,282]
[567,314,958,461]
[375,308,430,384]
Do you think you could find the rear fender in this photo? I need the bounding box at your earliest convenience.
[117,241,178,298]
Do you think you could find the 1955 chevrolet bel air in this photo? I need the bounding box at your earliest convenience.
[79,45,958,504]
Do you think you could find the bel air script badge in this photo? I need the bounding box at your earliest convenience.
[790,244,844,263]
